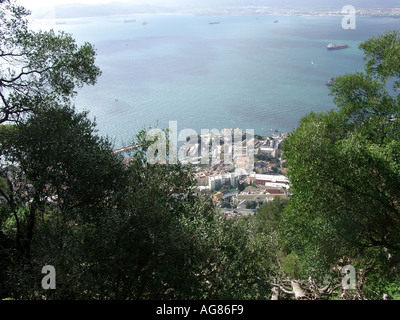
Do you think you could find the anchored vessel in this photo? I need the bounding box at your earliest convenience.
[327,43,349,50]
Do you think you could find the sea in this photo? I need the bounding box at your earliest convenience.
[30,13,400,148]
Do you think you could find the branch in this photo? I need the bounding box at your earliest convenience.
[1,66,53,84]
[291,280,307,300]
[271,286,280,300]
[0,51,26,58]
[0,89,10,108]
[272,283,294,295]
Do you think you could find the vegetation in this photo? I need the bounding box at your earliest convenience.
[281,30,400,299]
[0,0,399,300]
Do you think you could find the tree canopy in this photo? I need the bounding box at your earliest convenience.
[281,31,400,296]
[0,1,274,299]
[0,0,101,123]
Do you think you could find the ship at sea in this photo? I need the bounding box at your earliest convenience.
[326,78,335,87]
[209,22,220,25]
[327,43,349,50]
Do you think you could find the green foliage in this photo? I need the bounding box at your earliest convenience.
[0,0,101,123]
[255,198,288,233]
[204,216,274,299]
[280,30,400,290]
[0,104,125,220]
[1,119,275,300]
[0,0,278,301]
[0,103,127,298]
[280,252,305,280]
[237,181,248,192]
[359,30,400,83]
[254,154,273,161]
[245,201,258,209]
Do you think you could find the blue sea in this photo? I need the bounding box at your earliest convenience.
[31,14,400,147]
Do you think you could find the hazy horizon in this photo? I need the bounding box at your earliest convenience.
[18,0,400,20]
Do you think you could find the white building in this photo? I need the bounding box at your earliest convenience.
[209,172,237,190]
[249,173,289,189]
[258,147,276,157]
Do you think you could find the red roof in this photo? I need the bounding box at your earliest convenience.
[256,179,288,185]
[265,189,282,194]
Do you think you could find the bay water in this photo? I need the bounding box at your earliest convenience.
[31,14,400,147]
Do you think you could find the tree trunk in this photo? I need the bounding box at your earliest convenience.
[291,281,306,300]
[271,286,280,300]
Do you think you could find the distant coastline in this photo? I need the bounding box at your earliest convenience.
[183,7,400,18]
[29,4,400,20]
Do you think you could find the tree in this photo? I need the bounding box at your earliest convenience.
[0,0,101,123]
[42,129,222,300]
[203,215,274,300]
[255,198,288,233]
[238,181,248,192]
[245,201,258,209]
[280,31,400,296]
[0,1,109,298]
[0,104,126,273]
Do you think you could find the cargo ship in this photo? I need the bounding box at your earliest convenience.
[327,43,349,50]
